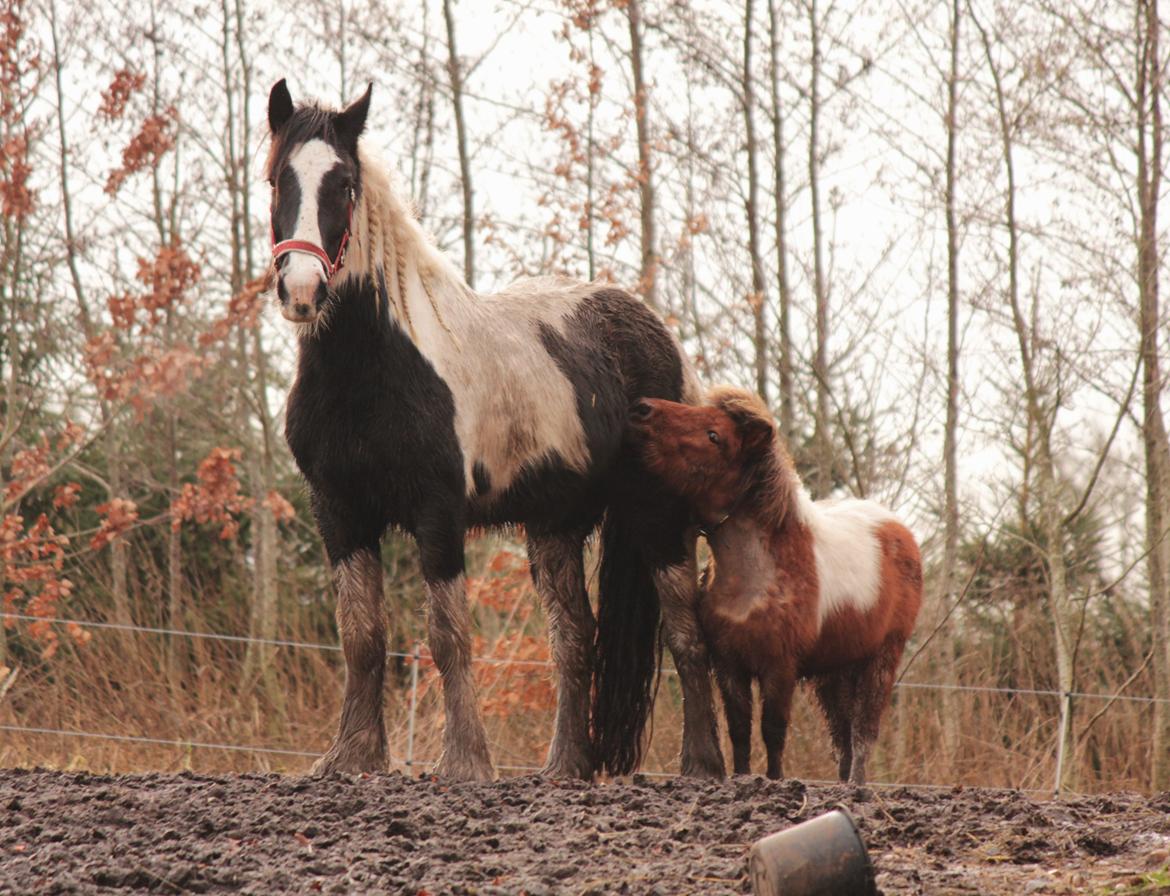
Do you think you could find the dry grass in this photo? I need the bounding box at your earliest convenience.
[1,627,1156,794]
[0,539,1158,794]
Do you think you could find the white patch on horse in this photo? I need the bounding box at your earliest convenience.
[798,494,895,625]
[284,139,342,289]
[342,147,592,496]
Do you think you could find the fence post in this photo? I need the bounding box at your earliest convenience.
[1053,690,1072,797]
[405,641,420,775]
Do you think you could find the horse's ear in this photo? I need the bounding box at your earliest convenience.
[740,416,775,456]
[336,82,372,151]
[268,78,294,133]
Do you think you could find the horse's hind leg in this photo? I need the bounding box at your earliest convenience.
[715,662,753,775]
[528,531,594,780]
[848,642,903,786]
[420,511,495,782]
[653,533,726,779]
[313,546,389,775]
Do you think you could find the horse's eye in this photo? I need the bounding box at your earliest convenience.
[708,431,720,444]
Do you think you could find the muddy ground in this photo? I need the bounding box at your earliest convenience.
[2,768,1169,895]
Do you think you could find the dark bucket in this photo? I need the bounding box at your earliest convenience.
[748,807,876,896]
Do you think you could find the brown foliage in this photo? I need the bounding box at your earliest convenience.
[0,0,37,221]
[0,133,33,219]
[90,498,139,550]
[98,69,147,122]
[199,274,270,348]
[171,447,251,540]
[2,513,72,658]
[105,108,178,196]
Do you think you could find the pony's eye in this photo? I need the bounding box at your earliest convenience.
[708,431,720,444]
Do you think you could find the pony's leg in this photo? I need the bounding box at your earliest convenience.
[421,515,495,783]
[848,643,902,786]
[813,671,857,782]
[715,662,753,775]
[313,547,389,775]
[527,531,594,779]
[760,671,797,781]
[654,547,726,779]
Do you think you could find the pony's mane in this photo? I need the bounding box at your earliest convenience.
[707,385,800,530]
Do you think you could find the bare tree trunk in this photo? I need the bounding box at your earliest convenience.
[977,9,1077,789]
[743,0,768,402]
[48,0,134,640]
[221,0,285,721]
[410,0,435,216]
[1136,0,1170,791]
[768,0,794,438]
[807,0,831,495]
[625,0,658,311]
[586,21,597,282]
[939,0,962,780]
[443,0,475,288]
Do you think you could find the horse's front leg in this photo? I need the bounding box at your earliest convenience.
[313,546,389,775]
[654,532,725,779]
[419,514,495,782]
[527,531,594,780]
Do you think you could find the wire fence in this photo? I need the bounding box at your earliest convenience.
[3,610,1167,797]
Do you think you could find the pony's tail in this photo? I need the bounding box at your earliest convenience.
[591,502,660,776]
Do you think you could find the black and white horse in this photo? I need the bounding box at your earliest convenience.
[265,79,724,781]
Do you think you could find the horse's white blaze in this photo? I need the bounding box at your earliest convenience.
[796,493,894,626]
[283,140,342,293]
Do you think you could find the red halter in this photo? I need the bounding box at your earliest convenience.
[271,198,354,279]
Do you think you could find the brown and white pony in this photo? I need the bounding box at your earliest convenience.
[627,387,922,784]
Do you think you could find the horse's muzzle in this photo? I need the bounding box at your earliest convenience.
[277,272,326,323]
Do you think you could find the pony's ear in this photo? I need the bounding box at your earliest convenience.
[336,82,372,151]
[740,416,775,456]
[268,78,294,133]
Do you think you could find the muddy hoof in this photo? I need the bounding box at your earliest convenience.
[310,750,386,777]
[433,751,495,783]
[681,753,726,780]
[310,731,388,776]
[540,753,594,781]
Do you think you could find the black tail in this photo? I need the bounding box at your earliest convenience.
[591,501,660,776]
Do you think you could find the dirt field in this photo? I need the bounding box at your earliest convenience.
[2,768,1169,895]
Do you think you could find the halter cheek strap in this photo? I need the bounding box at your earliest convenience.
[697,479,752,538]
[271,196,354,279]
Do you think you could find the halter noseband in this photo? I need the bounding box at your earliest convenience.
[271,194,354,279]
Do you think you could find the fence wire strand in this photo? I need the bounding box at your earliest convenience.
[2,609,1167,795]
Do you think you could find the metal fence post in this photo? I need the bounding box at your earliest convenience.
[405,641,420,775]
[1053,690,1072,797]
